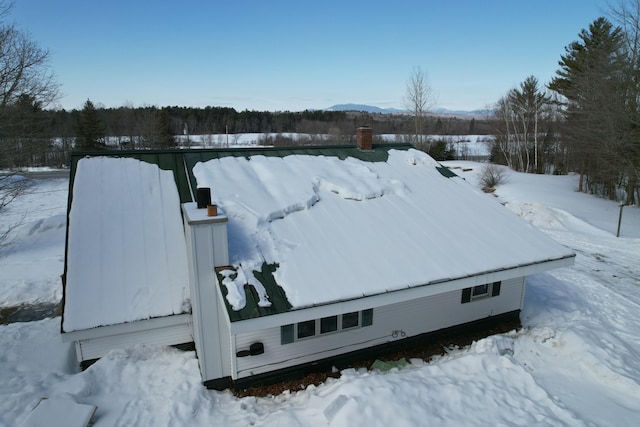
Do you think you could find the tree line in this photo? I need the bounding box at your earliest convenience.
[7,0,638,206]
[0,98,493,168]
[491,1,640,205]
[0,0,491,169]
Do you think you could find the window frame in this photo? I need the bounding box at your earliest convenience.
[341,311,360,329]
[296,319,317,339]
[471,284,489,300]
[461,281,502,304]
[320,315,338,334]
[281,309,374,345]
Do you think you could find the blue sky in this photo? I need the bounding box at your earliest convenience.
[13,0,607,112]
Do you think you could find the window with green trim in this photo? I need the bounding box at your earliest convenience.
[280,309,374,345]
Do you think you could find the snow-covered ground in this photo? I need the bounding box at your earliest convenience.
[176,133,493,160]
[1,162,638,426]
[0,177,68,307]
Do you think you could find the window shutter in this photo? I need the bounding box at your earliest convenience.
[362,309,373,327]
[461,288,472,303]
[492,281,501,297]
[281,324,294,345]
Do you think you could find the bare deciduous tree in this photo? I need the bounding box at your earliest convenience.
[0,0,60,168]
[0,172,27,251]
[0,1,58,248]
[403,67,436,146]
[493,76,552,173]
[0,2,59,113]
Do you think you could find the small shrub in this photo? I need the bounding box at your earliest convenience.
[480,164,507,191]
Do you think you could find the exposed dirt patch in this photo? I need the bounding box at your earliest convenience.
[0,302,61,324]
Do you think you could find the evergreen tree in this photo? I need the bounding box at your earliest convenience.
[549,17,627,198]
[0,94,50,167]
[76,99,105,149]
[155,108,176,148]
[608,0,640,205]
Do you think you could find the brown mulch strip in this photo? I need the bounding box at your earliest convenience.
[234,319,520,398]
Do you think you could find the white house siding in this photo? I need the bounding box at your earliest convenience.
[216,296,233,380]
[182,204,231,382]
[233,277,524,379]
[74,315,193,362]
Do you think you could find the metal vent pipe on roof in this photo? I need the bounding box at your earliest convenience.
[196,187,211,209]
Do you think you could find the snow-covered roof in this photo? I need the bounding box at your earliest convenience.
[63,157,190,332]
[192,148,575,313]
[62,146,575,330]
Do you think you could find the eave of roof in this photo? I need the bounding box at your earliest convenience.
[224,254,576,332]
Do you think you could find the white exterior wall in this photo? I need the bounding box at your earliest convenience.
[68,314,193,362]
[182,203,232,383]
[232,277,524,379]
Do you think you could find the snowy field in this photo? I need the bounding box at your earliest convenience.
[176,133,492,160]
[0,162,639,426]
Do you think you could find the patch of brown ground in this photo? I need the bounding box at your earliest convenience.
[234,318,520,398]
[0,302,61,325]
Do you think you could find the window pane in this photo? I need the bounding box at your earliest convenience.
[297,320,316,339]
[342,312,359,329]
[472,284,489,297]
[281,324,294,345]
[362,309,373,327]
[321,316,338,334]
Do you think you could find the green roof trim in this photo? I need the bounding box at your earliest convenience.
[217,263,293,322]
[436,165,458,178]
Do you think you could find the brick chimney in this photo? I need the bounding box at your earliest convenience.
[357,127,373,150]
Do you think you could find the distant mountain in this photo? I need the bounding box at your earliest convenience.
[325,103,489,116]
[325,104,407,114]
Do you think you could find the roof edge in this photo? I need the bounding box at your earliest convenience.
[228,253,576,333]
[61,313,193,341]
